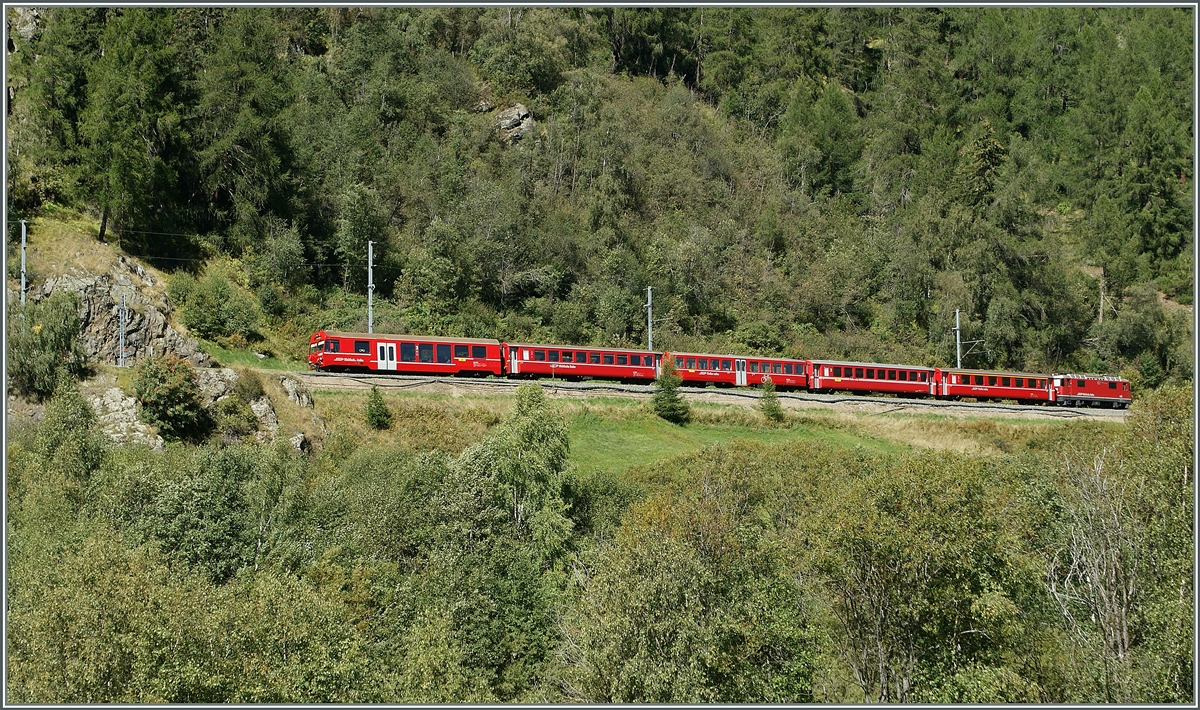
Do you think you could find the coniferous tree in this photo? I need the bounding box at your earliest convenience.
[365,385,393,430]
[652,357,690,425]
[759,375,785,424]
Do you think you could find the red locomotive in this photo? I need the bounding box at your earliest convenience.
[1051,373,1133,408]
[308,331,503,376]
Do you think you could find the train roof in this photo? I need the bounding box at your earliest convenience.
[1054,372,1129,381]
[667,351,807,362]
[942,367,1052,378]
[317,331,500,345]
[809,358,935,370]
[508,342,656,354]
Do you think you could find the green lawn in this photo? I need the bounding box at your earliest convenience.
[568,412,904,475]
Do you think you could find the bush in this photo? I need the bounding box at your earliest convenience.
[234,369,264,401]
[134,355,207,441]
[759,375,785,423]
[179,274,259,341]
[6,291,88,400]
[652,358,690,425]
[36,379,105,481]
[365,386,393,430]
[214,396,258,442]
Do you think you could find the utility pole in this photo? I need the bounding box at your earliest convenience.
[367,240,374,334]
[644,286,653,351]
[1098,272,1104,325]
[955,308,961,369]
[119,294,127,367]
[20,220,27,310]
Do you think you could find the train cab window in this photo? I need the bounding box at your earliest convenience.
[1076,379,1086,388]
[832,366,842,377]
[473,346,487,359]
[355,340,370,354]
[617,354,628,365]
[1001,377,1010,387]
[419,344,434,363]
[436,344,451,363]
[401,343,416,361]
[603,353,614,365]
[549,351,559,362]
[722,360,732,370]
[534,350,546,361]
[888,370,896,380]
[454,345,469,358]
[686,358,696,369]
[866,369,874,379]
[974,375,984,385]
[1108,381,1117,389]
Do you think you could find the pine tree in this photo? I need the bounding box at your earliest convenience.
[652,357,690,424]
[365,385,393,430]
[759,375,785,424]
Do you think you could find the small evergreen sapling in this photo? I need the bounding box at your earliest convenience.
[365,385,393,429]
[759,375,785,424]
[652,357,690,424]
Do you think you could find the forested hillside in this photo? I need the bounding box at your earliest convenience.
[6,7,1193,381]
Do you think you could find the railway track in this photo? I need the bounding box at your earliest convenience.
[286,370,1129,421]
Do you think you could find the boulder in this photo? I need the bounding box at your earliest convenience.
[197,368,240,407]
[279,375,314,408]
[289,431,311,453]
[88,387,165,450]
[497,103,536,144]
[250,396,279,443]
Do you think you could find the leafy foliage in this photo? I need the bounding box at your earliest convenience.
[6,290,88,400]
[134,355,207,441]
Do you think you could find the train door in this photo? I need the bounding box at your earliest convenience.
[654,355,662,378]
[377,342,397,371]
[735,359,747,386]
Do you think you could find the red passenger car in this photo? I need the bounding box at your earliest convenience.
[308,330,503,376]
[668,352,808,389]
[1052,373,1132,408]
[936,368,1051,403]
[808,360,936,396]
[504,343,660,383]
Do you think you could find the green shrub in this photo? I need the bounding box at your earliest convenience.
[759,375,785,424]
[134,355,207,441]
[179,274,259,341]
[214,396,258,441]
[234,368,264,401]
[36,379,105,481]
[365,386,393,430]
[6,291,88,400]
[652,358,690,425]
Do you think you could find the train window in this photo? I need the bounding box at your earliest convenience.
[699,358,710,369]
[603,353,614,365]
[327,340,340,353]
[627,355,638,366]
[590,353,600,364]
[436,344,451,363]
[974,375,984,385]
[853,368,862,378]
[833,366,842,377]
[355,340,370,354]
[389,345,395,361]
[549,351,559,362]
[418,344,433,362]
[750,362,759,373]
[617,354,628,365]
[900,371,908,381]
[1001,377,1010,387]
[534,350,546,361]
[685,358,695,369]
[1076,379,1086,387]
[987,376,997,386]
[473,346,487,359]
[886,370,895,380]
[311,341,322,353]
[563,351,573,362]
[1108,381,1117,389]
[454,345,469,358]
[401,343,415,361]
[773,363,781,374]
[785,364,794,375]
[379,345,386,360]
[919,372,927,382]
[1014,377,1023,387]
[866,369,874,379]
[676,358,684,367]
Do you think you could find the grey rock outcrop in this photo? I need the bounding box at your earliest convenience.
[88,387,165,450]
[12,8,40,41]
[497,104,536,144]
[289,431,310,453]
[36,262,209,368]
[197,368,239,407]
[279,375,314,408]
[250,396,279,443]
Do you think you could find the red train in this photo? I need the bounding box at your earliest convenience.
[308,330,1132,408]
